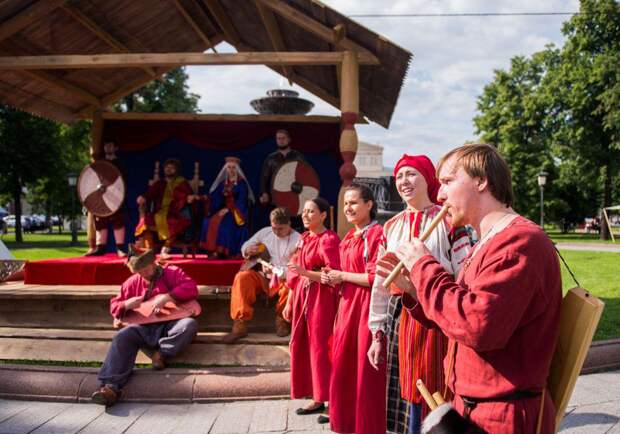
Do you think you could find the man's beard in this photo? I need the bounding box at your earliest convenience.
[277,144,289,150]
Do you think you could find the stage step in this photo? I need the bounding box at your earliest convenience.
[0,282,277,332]
[0,328,290,368]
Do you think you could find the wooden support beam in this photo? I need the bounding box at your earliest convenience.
[0,39,102,107]
[86,109,104,251]
[203,0,240,44]
[61,4,157,77]
[21,70,101,107]
[254,0,291,82]
[0,0,68,43]
[333,24,344,94]
[257,0,379,64]
[333,23,346,45]
[101,111,351,123]
[170,0,218,53]
[337,51,360,238]
[0,51,379,69]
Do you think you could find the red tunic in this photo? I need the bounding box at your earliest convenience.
[409,216,562,434]
[288,229,341,402]
[329,223,386,434]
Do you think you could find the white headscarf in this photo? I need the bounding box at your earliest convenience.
[208,160,255,204]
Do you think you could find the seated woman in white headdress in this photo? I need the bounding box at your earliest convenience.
[200,157,255,258]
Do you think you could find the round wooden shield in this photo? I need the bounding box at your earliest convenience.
[271,160,320,216]
[77,160,126,217]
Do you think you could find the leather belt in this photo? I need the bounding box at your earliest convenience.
[460,390,542,419]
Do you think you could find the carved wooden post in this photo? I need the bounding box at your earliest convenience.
[337,50,359,238]
[87,110,104,251]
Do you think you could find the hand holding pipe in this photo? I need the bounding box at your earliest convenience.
[382,205,449,288]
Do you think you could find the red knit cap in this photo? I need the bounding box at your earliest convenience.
[393,154,441,204]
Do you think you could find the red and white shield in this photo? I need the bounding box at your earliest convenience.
[271,160,320,216]
[77,160,126,217]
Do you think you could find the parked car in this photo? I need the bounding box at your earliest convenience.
[2,215,34,231]
[3,215,15,228]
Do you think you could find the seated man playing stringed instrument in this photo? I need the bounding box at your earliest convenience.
[222,207,301,343]
[91,246,199,407]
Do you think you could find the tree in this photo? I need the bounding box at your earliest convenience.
[26,120,91,233]
[474,0,620,237]
[115,67,200,113]
[474,50,574,225]
[546,0,620,239]
[0,106,61,242]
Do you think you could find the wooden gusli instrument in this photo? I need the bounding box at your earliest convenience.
[114,298,202,328]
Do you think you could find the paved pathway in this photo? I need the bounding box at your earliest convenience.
[1,370,619,433]
[556,242,620,253]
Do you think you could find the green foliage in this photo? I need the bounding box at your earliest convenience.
[474,0,620,234]
[0,106,91,241]
[114,67,200,113]
[0,106,62,241]
[558,249,620,340]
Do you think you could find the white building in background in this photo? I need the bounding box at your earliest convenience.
[354,141,390,178]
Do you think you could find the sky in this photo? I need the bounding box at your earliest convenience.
[186,0,580,167]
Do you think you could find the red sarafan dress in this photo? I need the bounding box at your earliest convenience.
[287,229,341,402]
[329,223,386,434]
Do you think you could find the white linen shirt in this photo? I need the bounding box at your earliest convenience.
[241,226,301,270]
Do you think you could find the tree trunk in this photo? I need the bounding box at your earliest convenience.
[12,176,22,243]
[600,162,612,240]
[46,199,52,233]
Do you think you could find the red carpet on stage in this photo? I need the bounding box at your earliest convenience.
[24,254,242,286]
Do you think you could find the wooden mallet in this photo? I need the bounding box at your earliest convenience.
[382,205,449,288]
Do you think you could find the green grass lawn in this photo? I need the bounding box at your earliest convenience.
[558,249,620,341]
[1,231,88,260]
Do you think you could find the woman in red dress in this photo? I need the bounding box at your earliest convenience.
[325,183,386,433]
[283,197,341,415]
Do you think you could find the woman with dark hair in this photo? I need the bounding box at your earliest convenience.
[283,197,341,416]
[324,183,386,433]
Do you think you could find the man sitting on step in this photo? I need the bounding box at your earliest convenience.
[223,207,301,343]
[91,246,199,406]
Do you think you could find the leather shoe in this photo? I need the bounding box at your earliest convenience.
[151,350,166,370]
[317,415,330,424]
[222,319,248,344]
[91,386,119,406]
[295,403,325,415]
[275,316,290,337]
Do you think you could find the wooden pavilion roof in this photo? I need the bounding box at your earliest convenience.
[0,0,411,128]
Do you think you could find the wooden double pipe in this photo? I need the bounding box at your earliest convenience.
[382,205,449,288]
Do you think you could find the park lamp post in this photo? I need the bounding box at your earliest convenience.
[67,172,78,245]
[537,171,548,228]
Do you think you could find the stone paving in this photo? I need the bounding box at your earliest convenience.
[1,370,619,433]
[555,242,620,253]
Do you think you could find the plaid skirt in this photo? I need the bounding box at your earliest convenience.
[386,295,411,434]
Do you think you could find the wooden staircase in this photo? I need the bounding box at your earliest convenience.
[0,281,290,368]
